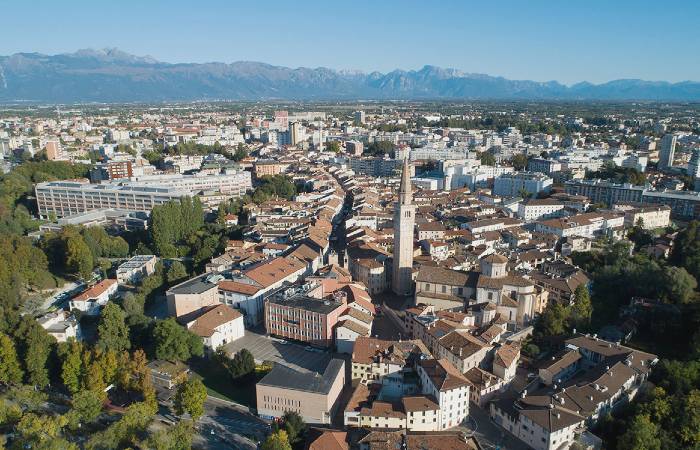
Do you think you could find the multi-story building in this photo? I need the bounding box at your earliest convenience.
[265,294,345,348]
[69,279,119,316]
[184,304,244,350]
[38,311,81,342]
[527,158,562,175]
[618,205,671,229]
[107,160,133,179]
[128,171,252,195]
[658,133,677,170]
[493,172,553,198]
[416,358,471,430]
[534,211,625,240]
[346,140,364,156]
[256,358,345,424]
[641,190,700,219]
[564,179,645,207]
[116,254,158,284]
[166,274,221,318]
[35,181,189,218]
[517,198,567,222]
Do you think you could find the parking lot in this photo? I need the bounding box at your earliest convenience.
[222,326,332,373]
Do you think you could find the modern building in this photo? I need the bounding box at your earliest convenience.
[166,274,221,318]
[564,179,645,207]
[658,134,677,170]
[392,157,415,296]
[493,172,553,198]
[116,254,158,284]
[527,158,562,175]
[35,181,190,219]
[256,358,345,424]
[265,294,345,348]
[517,198,567,222]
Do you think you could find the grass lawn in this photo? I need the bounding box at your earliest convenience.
[189,358,267,408]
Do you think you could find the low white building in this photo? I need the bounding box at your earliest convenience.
[69,279,118,316]
[116,255,158,284]
[38,311,81,342]
[185,304,244,350]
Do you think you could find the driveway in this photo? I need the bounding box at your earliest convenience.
[460,404,529,450]
[222,326,332,373]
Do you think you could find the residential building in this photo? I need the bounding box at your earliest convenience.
[527,158,562,175]
[658,133,676,170]
[38,311,81,342]
[493,172,553,198]
[116,254,158,284]
[184,304,244,350]
[68,279,118,315]
[517,198,567,222]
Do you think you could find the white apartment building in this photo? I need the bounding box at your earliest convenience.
[517,198,567,221]
[116,255,158,284]
[416,359,471,430]
[493,172,553,198]
[128,171,252,195]
[619,205,671,229]
[535,211,626,239]
[69,279,119,316]
[185,304,244,350]
[38,311,81,342]
[35,181,189,218]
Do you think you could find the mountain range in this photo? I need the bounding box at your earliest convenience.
[1,48,699,103]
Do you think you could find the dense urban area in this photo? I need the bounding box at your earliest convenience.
[0,101,699,450]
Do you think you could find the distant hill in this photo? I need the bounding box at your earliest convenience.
[1,48,699,103]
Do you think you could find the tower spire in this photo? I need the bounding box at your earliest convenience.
[399,156,412,206]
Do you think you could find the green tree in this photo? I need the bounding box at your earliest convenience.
[97,303,131,352]
[153,318,203,361]
[15,318,53,387]
[166,261,188,284]
[228,348,256,379]
[70,390,103,424]
[617,414,661,450]
[0,334,23,384]
[679,389,700,446]
[121,292,146,317]
[281,410,306,444]
[146,420,193,450]
[174,378,207,420]
[261,429,293,450]
[662,266,697,304]
[479,151,496,166]
[326,141,341,153]
[511,153,528,170]
[60,340,84,394]
[571,284,593,328]
[537,302,570,337]
[232,144,248,161]
[65,234,94,279]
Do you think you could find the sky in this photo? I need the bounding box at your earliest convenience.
[1,0,699,85]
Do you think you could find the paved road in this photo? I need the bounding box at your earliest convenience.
[223,326,332,373]
[195,396,270,450]
[460,404,529,450]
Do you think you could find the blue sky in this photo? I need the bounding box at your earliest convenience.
[2,0,699,84]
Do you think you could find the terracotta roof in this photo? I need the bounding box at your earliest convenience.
[337,319,370,336]
[72,279,117,302]
[245,256,306,287]
[418,358,472,391]
[401,395,440,412]
[218,280,262,295]
[187,304,242,338]
[493,343,520,369]
[307,429,349,450]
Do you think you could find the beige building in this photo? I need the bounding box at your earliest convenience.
[256,359,345,424]
[166,274,221,317]
[414,266,475,310]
